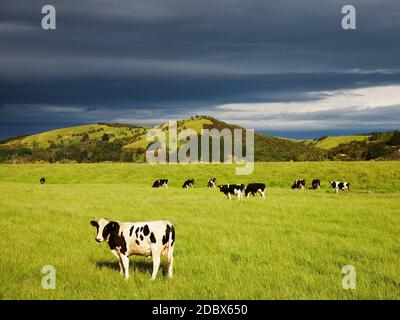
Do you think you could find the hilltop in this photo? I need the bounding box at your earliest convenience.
[0,116,399,163]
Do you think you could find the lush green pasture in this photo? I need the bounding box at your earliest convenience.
[0,162,399,300]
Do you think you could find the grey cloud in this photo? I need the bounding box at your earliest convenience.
[0,0,399,139]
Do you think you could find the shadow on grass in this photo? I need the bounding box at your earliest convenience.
[95,259,169,277]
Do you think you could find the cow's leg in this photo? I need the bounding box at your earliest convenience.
[227,193,231,200]
[111,250,124,275]
[259,189,265,199]
[150,248,162,281]
[335,188,339,194]
[119,253,130,280]
[167,246,174,279]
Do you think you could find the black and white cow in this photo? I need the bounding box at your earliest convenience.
[182,179,195,188]
[291,179,306,189]
[90,218,175,281]
[244,183,266,199]
[207,178,217,188]
[152,179,168,188]
[311,179,321,189]
[40,177,46,184]
[329,181,350,194]
[218,184,245,200]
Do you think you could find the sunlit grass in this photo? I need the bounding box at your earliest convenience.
[0,162,399,299]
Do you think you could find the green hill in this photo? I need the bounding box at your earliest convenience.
[0,116,398,163]
[308,135,370,149]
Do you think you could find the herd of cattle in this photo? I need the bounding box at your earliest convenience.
[87,177,350,280]
[151,177,350,199]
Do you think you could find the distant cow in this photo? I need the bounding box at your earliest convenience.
[218,184,245,200]
[182,179,195,188]
[152,179,168,188]
[90,218,175,281]
[207,178,217,188]
[311,179,321,189]
[330,181,350,194]
[245,183,266,199]
[291,179,306,189]
[40,177,46,184]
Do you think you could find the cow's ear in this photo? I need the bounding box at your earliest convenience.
[90,221,98,227]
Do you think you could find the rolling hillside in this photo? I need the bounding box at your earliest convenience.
[0,116,399,163]
[308,135,370,150]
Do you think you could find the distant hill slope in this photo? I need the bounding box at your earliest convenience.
[1,123,148,149]
[307,135,370,150]
[0,116,398,163]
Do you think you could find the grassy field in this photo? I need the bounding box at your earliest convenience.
[0,162,399,300]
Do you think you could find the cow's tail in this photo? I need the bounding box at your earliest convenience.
[167,225,175,263]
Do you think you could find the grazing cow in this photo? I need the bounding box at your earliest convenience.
[311,179,321,189]
[218,184,245,200]
[90,218,175,281]
[207,178,217,188]
[244,183,266,199]
[291,179,306,189]
[40,177,46,184]
[329,181,350,194]
[152,179,168,188]
[182,179,195,188]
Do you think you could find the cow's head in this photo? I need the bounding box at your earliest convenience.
[90,218,118,243]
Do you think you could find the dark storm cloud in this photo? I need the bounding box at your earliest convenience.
[0,0,399,139]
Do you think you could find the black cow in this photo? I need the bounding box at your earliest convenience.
[152,179,168,188]
[218,184,245,200]
[330,181,350,194]
[311,179,321,189]
[207,178,217,188]
[244,183,266,199]
[182,179,195,188]
[291,179,306,189]
[40,177,46,184]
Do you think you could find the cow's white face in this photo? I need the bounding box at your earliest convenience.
[90,218,110,242]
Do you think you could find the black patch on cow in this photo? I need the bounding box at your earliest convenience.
[135,227,139,236]
[135,240,139,245]
[129,225,134,237]
[140,235,144,241]
[143,225,150,236]
[171,225,175,246]
[103,221,127,254]
[162,225,171,245]
[150,232,156,243]
[338,182,344,190]
[140,227,143,232]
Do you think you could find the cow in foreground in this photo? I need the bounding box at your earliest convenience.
[311,179,321,189]
[218,184,245,200]
[182,179,195,188]
[245,183,266,199]
[207,178,217,188]
[90,218,175,280]
[330,181,350,194]
[152,179,168,188]
[291,179,306,189]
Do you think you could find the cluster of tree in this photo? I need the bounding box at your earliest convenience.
[328,131,400,160]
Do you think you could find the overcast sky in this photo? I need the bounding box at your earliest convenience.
[0,0,399,139]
